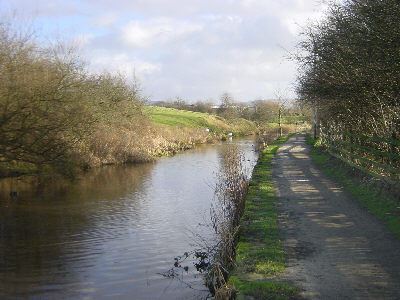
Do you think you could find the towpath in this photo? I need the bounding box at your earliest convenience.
[272,134,400,299]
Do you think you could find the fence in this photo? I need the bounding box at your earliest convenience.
[319,128,400,182]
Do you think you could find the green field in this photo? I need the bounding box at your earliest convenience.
[142,106,256,135]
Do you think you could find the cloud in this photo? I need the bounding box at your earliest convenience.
[1,0,328,102]
[121,18,203,49]
[89,52,161,76]
[91,13,120,28]
[1,0,85,17]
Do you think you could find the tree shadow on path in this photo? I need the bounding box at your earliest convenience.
[273,134,400,299]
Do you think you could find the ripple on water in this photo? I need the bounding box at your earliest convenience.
[0,138,258,299]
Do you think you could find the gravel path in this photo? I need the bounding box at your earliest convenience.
[272,134,400,299]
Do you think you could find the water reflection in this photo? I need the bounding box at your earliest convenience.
[0,164,154,298]
[0,138,258,299]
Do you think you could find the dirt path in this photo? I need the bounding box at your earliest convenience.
[272,134,400,299]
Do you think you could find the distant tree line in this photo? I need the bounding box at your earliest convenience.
[296,0,400,139]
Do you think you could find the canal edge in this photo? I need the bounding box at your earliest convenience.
[227,133,299,300]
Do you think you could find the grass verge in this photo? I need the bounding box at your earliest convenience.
[142,106,256,136]
[228,134,299,300]
[306,135,400,239]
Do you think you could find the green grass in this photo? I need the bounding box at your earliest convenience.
[306,135,400,239]
[229,277,298,300]
[142,106,256,135]
[143,106,212,128]
[228,134,299,299]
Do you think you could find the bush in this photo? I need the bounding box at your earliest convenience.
[0,21,144,175]
[296,0,400,139]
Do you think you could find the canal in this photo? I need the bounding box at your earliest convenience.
[0,138,258,299]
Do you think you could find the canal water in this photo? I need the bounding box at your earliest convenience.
[0,138,258,299]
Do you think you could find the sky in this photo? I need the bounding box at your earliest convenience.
[0,0,327,103]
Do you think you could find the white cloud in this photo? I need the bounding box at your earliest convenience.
[279,2,328,36]
[92,13,119,28]
[2,0,328,101]
[90,52,161,77]
[121,18,203,49]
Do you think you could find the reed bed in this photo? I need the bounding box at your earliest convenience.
[78,120,220,168]
[208,146,250,299]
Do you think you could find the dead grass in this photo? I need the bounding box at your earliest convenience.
[78,119,220,168]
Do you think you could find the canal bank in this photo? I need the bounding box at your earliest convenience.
[227,134,298,299]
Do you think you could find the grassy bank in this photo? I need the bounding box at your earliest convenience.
[306,135,400,239]
[227,134,298,300]
[143,106,256,136]
[131,106,256,159]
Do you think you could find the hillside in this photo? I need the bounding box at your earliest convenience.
[142,106,256,136]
